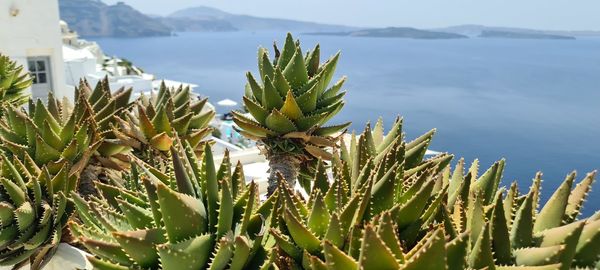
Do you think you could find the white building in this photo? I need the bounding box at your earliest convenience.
[60,20,104,64]
[60,21,155,95]
[0,0,156,102]
[0,0,68,100]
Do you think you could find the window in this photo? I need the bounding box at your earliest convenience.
[26,57,53,100]
[28,59,48,84]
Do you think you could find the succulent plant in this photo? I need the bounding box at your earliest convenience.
[0,77,133,267]
[333,116,444,188]
[73,78,133,171]
[267,116,600,270]
[268,161,458,269]
[0,78,135,196]
[233,33,350,194]
[113,82,214,159]
[0,92,100,179]
[0,156,75,269]
[0,76,137,192]
[0,54,32,107]
[444,158,600,270]
[268,117,455,268]
[69,141,277,269]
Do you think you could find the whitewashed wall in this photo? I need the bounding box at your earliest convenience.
[0,0,68,99]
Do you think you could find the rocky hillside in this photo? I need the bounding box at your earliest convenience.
[160,17,237,32]
[168,6,357,32]
[58,1,356,37]
[59,0,172,37]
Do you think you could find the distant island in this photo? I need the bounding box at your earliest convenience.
[307,27,468,39]
[479,30,575,40]
[436,25,581,40]
[310,27,577,40]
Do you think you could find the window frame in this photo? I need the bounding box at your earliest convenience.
[27,58,50,85]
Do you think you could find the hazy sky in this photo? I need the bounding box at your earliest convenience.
[103,0,600,30]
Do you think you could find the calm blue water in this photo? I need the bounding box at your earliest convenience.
[91,32,600,216]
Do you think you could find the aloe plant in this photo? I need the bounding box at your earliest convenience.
[0,78,133,267]
[274,166,599,270]
[113,82,214,159]
[233,33,350,194]
[0,78,135,194]
[0,54,32,107]
[267,117,600,270]
[70,141,277,269]
[74,78,133,171]
[0,92,100,179]
[268,117,454,268]
[445,158,600,270]
[269,171,451,269]
[0,156,75,269]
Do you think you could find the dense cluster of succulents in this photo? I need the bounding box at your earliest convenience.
[0,54,32,107]
[233,33,350,194]
[446,162,600,270]
[271,118,600,269]
[269,119,452,269]
[69,142,276,269]
[0,78,134,196]
[0,92,100,176]
[0,35,598,270]
[74,78,133,171]
[0,156,75,268]
[0,57,219,268]
[113,82,214,159]
[0,92,103,267]
[69,113,600,270]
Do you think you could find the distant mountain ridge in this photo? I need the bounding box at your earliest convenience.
[59,0,172,37]
[58,1,600,38]
[59,1,358,37]
[169,6,230,20]
[167,6,358,32]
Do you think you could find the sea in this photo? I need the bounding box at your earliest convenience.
[90,31,600,216]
